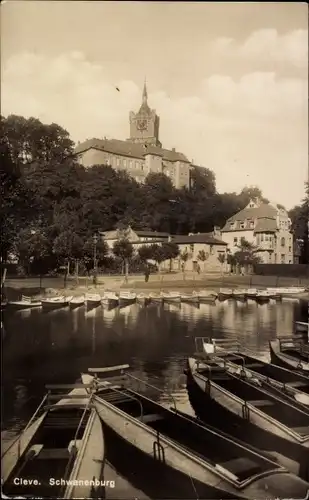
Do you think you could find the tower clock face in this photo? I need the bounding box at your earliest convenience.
[137,119,148,131]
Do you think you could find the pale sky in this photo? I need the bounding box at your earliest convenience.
[1,1,308,208]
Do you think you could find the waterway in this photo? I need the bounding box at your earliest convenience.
[2,297,308,498]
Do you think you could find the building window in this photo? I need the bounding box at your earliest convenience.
[123,159,127,167]
[210,245,214,255]
[240,237,245,244]
[281,237,285,247]
[189,244,194,253]
[288,246,291,252]
[129,160,133,168]
[116,158,120,166]
[233,237,238,245]
[281,254,285,263]
[135,161,139,169]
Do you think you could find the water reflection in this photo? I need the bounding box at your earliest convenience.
[2,299,307,432]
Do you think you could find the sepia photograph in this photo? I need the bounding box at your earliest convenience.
[1,1,309,498]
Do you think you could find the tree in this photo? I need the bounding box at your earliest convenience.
[2,115,75,166]
[190,166,216,197]
[138,245,153,262]
[239,186,269,205]
[147,244,166,271]
[197,250,209,272]
[112,239,133,282]
[53,230,85,278]
[13,229,50,275]
[160,242,180,271]
[180,250,189,275]
[289,183,309,264]
[217,253,226,276]
[234,239,261,274]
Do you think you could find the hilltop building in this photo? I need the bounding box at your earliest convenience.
[221,199,294,264]
[75,82,191,189]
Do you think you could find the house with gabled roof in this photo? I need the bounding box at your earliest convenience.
[74,81,191,189]
[100,226,170,253]
[221,199,294,264]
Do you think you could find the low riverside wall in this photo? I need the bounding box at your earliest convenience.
[254,264,309,278]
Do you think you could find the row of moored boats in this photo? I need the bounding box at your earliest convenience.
[2,335,309,499]
[3,285,307,310]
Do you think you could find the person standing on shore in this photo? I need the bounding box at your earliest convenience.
[144,265,150,282]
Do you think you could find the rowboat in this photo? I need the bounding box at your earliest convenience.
[85,293,102,307]
[136,292,150,306]
[148,292,162,304]
[181,291,200,304]
[198,290,217,303]
[296,322,309,334]
[199,337,309,394]
[281,287,307,296]
[118,291,136,306]
[186,356,309,479]
[232,290,247,301]
[69,296,85,308]
[245,288,258,299]
[41,296,74,308]
[256,290,272,303]
[101,291,119,307]
[8,295,42,309]
[218,288,233,300]
[81,367,309,499]
[196,346,309,410]
[161,291,181,303]
[1,383,104,498]
[269,338,309,374]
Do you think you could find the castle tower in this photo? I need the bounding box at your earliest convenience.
[128,81,162,147]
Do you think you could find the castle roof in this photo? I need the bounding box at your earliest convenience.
[75,138,189,163]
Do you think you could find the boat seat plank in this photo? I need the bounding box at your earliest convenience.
[287,381,309,388]
[37,448,70,459]
[243,363,264,369]
[291,426,309,435]
[220,457,259,475]
[88,364,130,373]
[138,414,164,423]
[47,394,90,400]
[43,403,92,411]
[248,399,274,407]
[45,384,92,389]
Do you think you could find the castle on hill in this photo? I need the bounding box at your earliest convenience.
[74,82,191,188]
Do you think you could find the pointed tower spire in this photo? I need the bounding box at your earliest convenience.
[142,78,148,104]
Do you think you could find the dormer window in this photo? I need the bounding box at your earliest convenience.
[240,222,245,229]
[230,222,235,229]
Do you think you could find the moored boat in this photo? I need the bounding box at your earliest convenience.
[161,291,181,303]
[181,291,200,304]
[269,338,309,374]
[118,291,136,306]
[69,295,85,308]
[82,367,309,499]
[136,292,150,306]
[255,290,272,303]
[1,383,104,498]
[198,290,217,303]
[245,288,258,300]
[186,356,309,479]
[101,291,119,307]
[218,288,233,300]
[41,295,73,309]
[295,322,309,334]
[85,293,102,307]
[8,295,42,309]
[232,289,247,301]
[148,292,162,304]
[198,337,309,394]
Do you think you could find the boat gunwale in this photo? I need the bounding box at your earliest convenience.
[91,387,287,490]
[190,360,309,444]
[270,340,309,372]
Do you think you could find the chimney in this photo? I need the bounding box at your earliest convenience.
[172,147,175,152]
[213,226,222,238]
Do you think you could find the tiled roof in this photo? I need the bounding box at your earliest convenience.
[222,203,278,232]
[135,230,169,238]
[172,233,227,245]
[254,218,278,233]
[74,138,189,163]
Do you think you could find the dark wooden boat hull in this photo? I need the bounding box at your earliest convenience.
[186,363,309,481]
[269,341,309,375]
